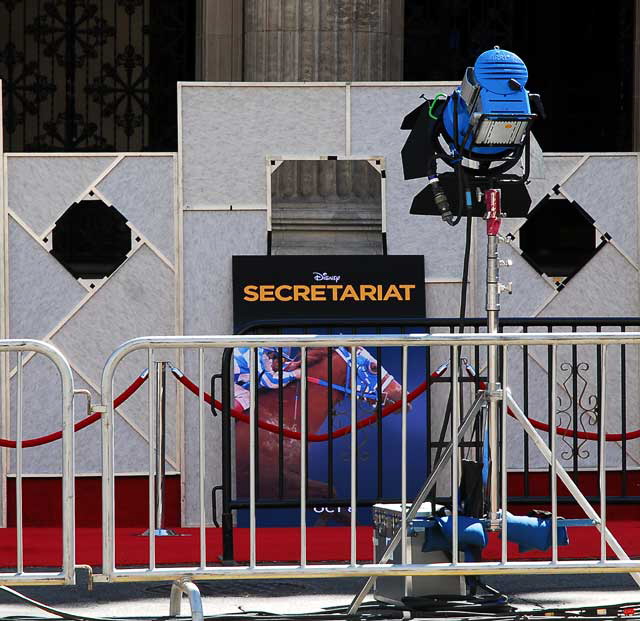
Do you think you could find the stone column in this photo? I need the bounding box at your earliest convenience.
[242,0,404,253]
[198,0,244,81]
[243,0,404,82]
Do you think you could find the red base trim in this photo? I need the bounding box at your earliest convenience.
[6,475,181,527]
[1,523,640,569]
[6,471,640,528]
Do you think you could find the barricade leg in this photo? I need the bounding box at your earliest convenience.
[169,578,204,621]
[507,390,640,587]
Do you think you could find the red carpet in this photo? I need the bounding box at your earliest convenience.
[0,527,374,568]
[1,522,639,569]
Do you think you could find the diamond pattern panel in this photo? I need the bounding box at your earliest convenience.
[52,246,174,382]
[7,156,116,236]
[97,156,175,262]
[562,156,638,263]
[52,245,178,468]
[9,218,86,339]
[539,243,638,317]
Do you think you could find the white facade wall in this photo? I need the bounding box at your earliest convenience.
[1,81,638,525]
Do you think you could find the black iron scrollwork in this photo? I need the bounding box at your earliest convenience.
[556,361,598,461]
[1,0,192,151]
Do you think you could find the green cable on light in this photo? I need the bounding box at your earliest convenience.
[428,93,447,120]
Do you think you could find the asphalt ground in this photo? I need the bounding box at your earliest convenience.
[0,574,639,620]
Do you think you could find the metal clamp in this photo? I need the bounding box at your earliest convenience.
[485,385,504,402]
[74,564,94,591]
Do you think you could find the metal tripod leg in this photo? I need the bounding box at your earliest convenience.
[347,392,487,615]
[507,391,640,588]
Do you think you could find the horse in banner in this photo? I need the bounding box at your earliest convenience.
[234,346,403,499]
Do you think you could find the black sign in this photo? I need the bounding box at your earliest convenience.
[232,255,425,332]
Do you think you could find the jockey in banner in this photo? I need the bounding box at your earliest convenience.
[352,345,397,406]
[233,347,301,411]
[233,345,399,413]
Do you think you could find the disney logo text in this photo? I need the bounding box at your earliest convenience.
[313,272,341,282]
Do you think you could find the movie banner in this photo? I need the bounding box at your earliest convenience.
[231,255,428,526]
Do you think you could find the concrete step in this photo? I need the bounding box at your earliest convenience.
[271,203,382,231]
[270,230,383,255]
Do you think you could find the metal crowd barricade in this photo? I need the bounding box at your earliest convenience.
[0,339,75,585]
[98,331,640,591]
[214,317,640,564]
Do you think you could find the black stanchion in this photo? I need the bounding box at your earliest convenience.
[220,347,235,563]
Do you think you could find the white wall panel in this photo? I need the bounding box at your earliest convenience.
[501,345,559,471]
[183,210,266,335]
[182,209,266,524]
[562,155,639,262]
[5,152,179,478]
[52,246,174,381]
[7,156,116,236]
[8,353,63,474]
[425,283,461,318]
[7,366,164,475]
[505,339,640,472]
[350,85,467,279]
[181,85,346,207]
[8,218,86,338]
[97,155,176,262]
[3,84,640,523]
[539,243,639,317]
[503,156,585,235]
[111,350,180,470]
[51,246,176,473]
[544,155,585,185]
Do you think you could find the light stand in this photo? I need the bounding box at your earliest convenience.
[348,187,511,613]
[355,46,640,614]
[484,188,510,529]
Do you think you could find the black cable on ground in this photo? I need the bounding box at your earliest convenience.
[0,585,120,621]
[6,597,640,621]
[402,593,513,615]
[0,584,401,621]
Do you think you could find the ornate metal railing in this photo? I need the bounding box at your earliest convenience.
[0,0,194,152]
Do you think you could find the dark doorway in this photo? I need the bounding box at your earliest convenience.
[404,0,634,152]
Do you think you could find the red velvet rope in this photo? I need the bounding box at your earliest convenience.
[7,355,635,450]
[171,366,446,442]
[176,362,640,443]
[0,371,148,448]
